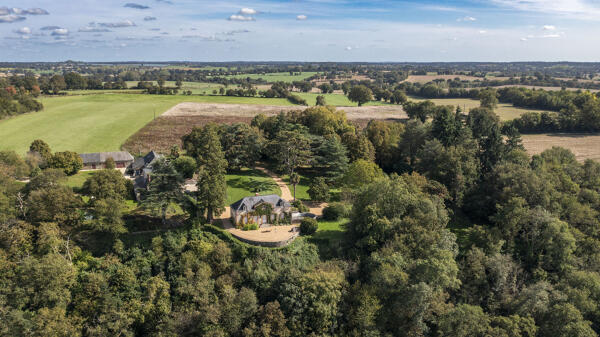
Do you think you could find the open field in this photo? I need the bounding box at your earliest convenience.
[123,81,228,94]
[0,94,295,154]
[294,92,388,107]
[404,75,486,83]
[124,102,407,153]
[491,85,600,93]
[213,72,319,83]
[408,96,550,121]
[522,133,600,162]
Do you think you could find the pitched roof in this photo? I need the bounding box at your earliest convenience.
[132,151,161,171]
[79,151,134,164]
[231,194,290,212]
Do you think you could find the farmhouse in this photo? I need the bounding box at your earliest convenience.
[130,150,161,177]
[79,151,134,169]
[231,194,292,226]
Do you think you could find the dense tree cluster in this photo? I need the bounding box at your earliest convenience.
[3,92,600,336]
[0,76,43,119]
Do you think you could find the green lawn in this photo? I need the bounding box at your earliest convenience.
[282,172,311,201]
[0,94,293,155]
[226,168,281,205]
[408,95,550,121]
[64,170,96,190]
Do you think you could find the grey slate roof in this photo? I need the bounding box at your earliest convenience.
[231,194,291,212]
[132,151,161,171]
[79,151,134,165]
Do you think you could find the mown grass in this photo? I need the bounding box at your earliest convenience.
[0,94,292,155]
[407,95,551,121]
[226,168,281,205]
[64,171,96,190]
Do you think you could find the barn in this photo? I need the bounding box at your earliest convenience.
[79,151,134,169]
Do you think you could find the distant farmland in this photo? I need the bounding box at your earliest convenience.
[407,96,551,121]
[522,133,600,162]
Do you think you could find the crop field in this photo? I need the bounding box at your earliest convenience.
[0,94,294,155]
[124,102,407,154]
[522,133,600,162]
[294,92,388,107]
[214,72,319,83]
[408,96,549,121]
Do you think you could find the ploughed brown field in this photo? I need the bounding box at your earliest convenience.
[522,133,600,162]
[122,102,408,154]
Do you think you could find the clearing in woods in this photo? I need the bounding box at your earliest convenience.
[522,133,600,162]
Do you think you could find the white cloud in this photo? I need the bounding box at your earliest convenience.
[542,33,561,38]
[543,25,556,30]
[239,8,257,15]
[0,14,25,23]
[457,16,476,22]
[228,14,254,21]
[492,0,600,19]
[345,46,352,51]
[51,28,69,36]
[479,30,487,34]
[79,26,111,33]
[14,27,31,34]
[297,15,307,21]
[520,37,528,41]
[98,20,136,28]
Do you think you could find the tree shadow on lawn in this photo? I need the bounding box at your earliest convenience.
[228,176,278,194]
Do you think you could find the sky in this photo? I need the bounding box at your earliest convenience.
[1,0,600,62]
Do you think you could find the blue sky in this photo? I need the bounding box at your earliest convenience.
[1,0,599,62]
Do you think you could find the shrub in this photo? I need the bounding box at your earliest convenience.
[173,156,197,179]
[292,200,309,212]
[300,218,318,235]
[322,202,349,221]
[287,94,308,106]
[308,177,330,202]
[105,157,116,169]
[243,223,259,231]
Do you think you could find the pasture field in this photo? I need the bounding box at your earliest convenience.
[522,133,600,162]
[0,94,293,155]
[408,96,549,121]
[214,72,319,83]
[123,81,227,94]
[226,168,281,205]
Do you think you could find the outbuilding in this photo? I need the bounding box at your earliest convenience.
[79,151,134,169]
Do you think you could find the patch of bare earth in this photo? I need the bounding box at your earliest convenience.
[522,133,600,162]
[123,102,407,154]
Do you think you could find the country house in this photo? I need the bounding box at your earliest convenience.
[230,194,292,226]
